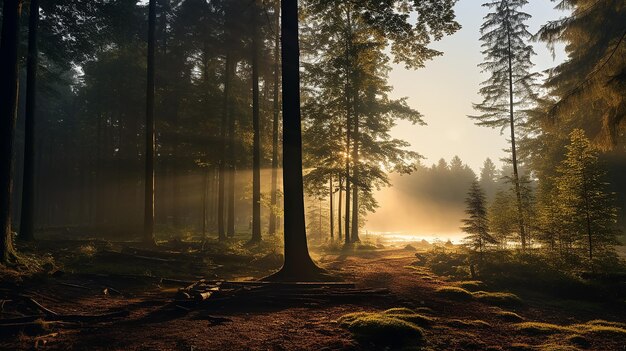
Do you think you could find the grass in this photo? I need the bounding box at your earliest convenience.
[435,286,522,306]
[338,310,425,347]
[513,322,574,335]
[493,310,524,322]
[571,323,626,336]
[473,291,522,306]
[445,319,491,329]
[456,280,484,291]
[435,286,474,300]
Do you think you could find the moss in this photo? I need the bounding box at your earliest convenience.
[508,343,534,351]
[446,319,491,329]
[338,311,425,346]
[584,319,626,328]
[494,310,524,322]
[473,291,522,306]
[571,323,626,336]
[435,286,474,300]
[383,307,415,315]
[456,280,484,291]
[387,313,435,327]
[513,322,573,335]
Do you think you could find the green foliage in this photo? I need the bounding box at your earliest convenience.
[470,0,540,132]
[551,129,621,269]
[462,180,497,253]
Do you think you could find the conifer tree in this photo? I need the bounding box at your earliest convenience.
[555,129,620,271]
[470,0,539,250]
[462,180,497,256]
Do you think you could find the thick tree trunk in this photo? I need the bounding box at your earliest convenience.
[0,0,23,263]
[143,0,157,246]
[18,0,39,242]
[268,0,281,236]
[250,3,262,243]
[266,0,322,281]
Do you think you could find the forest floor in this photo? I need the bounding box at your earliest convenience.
[1,238,626,350]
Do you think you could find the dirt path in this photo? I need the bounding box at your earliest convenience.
[2,249,625,350]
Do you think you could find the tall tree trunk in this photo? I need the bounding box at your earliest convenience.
[329,175,334,240]
[351,111,360,242]
[143,0,157,246]
[0,0,23,263]
[268,0,281,236]
[338,177,342,240]
[202,166,208,240]
[227,65,236,238]
[250,3,262,243]
[267,0,321,280]
[343,6,353,245]
[506,22,525,251]
[18,0,39,242]
[218,54,232,241]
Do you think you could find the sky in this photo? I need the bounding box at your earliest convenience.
[387,0,568,173]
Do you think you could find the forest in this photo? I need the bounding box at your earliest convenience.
[0,0,625,350]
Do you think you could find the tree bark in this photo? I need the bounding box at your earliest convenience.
[0,0,23,263]
[329,175,334,240]
[506,20,525,251]
[351,111,360,242]
[218,54,233,241]
[18,0,39,242]
[143,0,157,246]
[268,0,281,236]
[250,2,262,243]
[266,0,321,280]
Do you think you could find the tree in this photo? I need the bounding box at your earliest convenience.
[479,158,498,201]
[470,0,539,251]
[144,0,157,246]
[18,0,39,242]
[0,0,23,264]
[250,0,261,243]
[267,0,322,280]
[555,129,620,271]
[268,0,281,236]
[488,188,516,248]
[462,180,497,256]
[536,0,626,150]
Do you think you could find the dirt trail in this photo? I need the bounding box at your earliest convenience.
[2,249,625,350]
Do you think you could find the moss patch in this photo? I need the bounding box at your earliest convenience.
[456,280,484,291]
[473,291,522,306]
[494,310,524,322]
[338,310,425,347]
[435,286,474,300]
[445,319,491,329]
[513,322,573,335]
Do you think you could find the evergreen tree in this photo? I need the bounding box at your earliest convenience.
[555,129,620,271]
[470,0,540,250]
[462,180,497,255]
[536,0,626,149]
[479,158,498,201]
[488,188,516,248]
[144,0,157,246]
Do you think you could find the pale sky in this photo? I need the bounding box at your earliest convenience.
[388,0,568,172]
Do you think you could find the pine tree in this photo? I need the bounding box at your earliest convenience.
[143,0,157,246]
[462,180,497,256]
[488,188,516,248]
[555,129,620,271]
[479,158,498,201]
[470,0,539,251]
[536,0,626,149]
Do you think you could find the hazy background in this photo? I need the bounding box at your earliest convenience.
[365,0,568,240]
